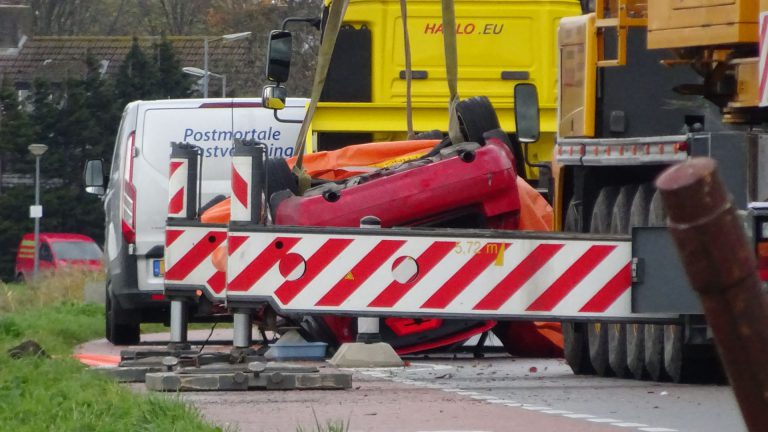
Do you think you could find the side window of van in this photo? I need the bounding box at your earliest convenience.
[39,244,53,262]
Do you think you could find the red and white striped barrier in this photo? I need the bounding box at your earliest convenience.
[231,155,253,223]
[168,158,190,218]
[226,229,632,318]
[165,226,228,300]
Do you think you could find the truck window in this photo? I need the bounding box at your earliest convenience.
[39,244,53,262]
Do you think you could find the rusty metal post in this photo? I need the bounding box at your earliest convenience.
[656,157,768,431]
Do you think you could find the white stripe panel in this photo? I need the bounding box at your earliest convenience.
[168,158,188,217]
[227,232,631,316]
[551,244,631,316]
[231,157,252,222]
[443,241,562,313]
[494,241,588,314]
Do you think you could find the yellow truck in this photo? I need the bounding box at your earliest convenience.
[311,0,581,181]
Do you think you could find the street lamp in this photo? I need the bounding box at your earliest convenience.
[201,31,252,98]
[183,67,227,97]
[28,143,48,282]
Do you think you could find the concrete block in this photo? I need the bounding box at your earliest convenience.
[146,371,250,391]
[328,342,403,368]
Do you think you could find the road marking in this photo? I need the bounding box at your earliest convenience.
[541,410,572,414]
[470,395,499,400]
[563,414,595,419]
[612,423,648,428]
[521,405,551,411]
[587,418,622,423]
[639,428,678,432]
[486,399,518,404]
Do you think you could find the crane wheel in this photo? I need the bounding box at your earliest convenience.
[586,187,621,376]
[607,323,629,378]
[664,324,685,383]
[644,323,666,381]
[607,185,639,378]
[561,199,594,375]
[562,321,594,375]
[625,185,653,379]
[626,323,646,379]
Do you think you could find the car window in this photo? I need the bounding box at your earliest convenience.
[50,241,103,260]
[39,244,53,262]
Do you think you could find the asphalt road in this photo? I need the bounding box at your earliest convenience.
[78,331,746,432]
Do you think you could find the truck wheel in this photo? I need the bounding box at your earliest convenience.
[455,96,501,144]
[626,323,646,379]
[664,324,685,383]
[644,323,666,381]
[625,185,652,380]
[608,323,629,377]
[587,322,612,376]
[561,200,593,374]
[629,183,654,227]
[607,185,638,378]
[587,187,620,376]
[106,287,140,346]
[562,321,594,374]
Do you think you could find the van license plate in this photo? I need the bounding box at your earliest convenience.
[153,259,165,277]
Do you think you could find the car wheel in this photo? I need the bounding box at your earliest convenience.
[455,96,501,144]
[106,285,140,345]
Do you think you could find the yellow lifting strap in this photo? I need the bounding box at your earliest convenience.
[292,0,350,194]
[400,0,415,140]
[441,0,463,145]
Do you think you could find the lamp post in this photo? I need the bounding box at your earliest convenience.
[183,67,227,97]
[201,31,251,98]
[28,143,48,282]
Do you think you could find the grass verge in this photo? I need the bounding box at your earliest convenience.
[0,272,225,432]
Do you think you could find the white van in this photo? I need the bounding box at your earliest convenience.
[84,98,307,344]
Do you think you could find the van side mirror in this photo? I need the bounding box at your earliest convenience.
[84,159,106,195]
[262,85,288,110]
[514,83,540,143]
[266,30,293,83]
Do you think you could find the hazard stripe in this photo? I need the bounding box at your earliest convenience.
[227,237,300,292]
[165,231,227,281]
[207,271,226,294]
[473,243,564,311]
[168,188,184,214]
[579,262,631,312]
[526,245,616,311]
[165,229,184,247]
[274,238,354,304]
[228,235,248,254]
[232,165,248,208]
[169,160,183,177]
[315,239,406,307]
[421,242,508,309]
[367,241,455,308]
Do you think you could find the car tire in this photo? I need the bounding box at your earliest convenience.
[106,285,140,345]
[455,96,501,144]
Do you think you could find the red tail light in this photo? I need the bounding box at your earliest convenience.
[121,131,137,244]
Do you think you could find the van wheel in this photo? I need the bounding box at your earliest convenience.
[455,96,501,144]
[15,273,26,283]
[106,287,140,345]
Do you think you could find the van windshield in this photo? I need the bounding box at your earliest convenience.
[51,241,103,260]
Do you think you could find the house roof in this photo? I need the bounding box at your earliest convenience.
[0,36,261,96]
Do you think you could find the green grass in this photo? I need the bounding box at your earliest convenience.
[0,273,226,432]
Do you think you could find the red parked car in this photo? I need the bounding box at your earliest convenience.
[15,233,103,281]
